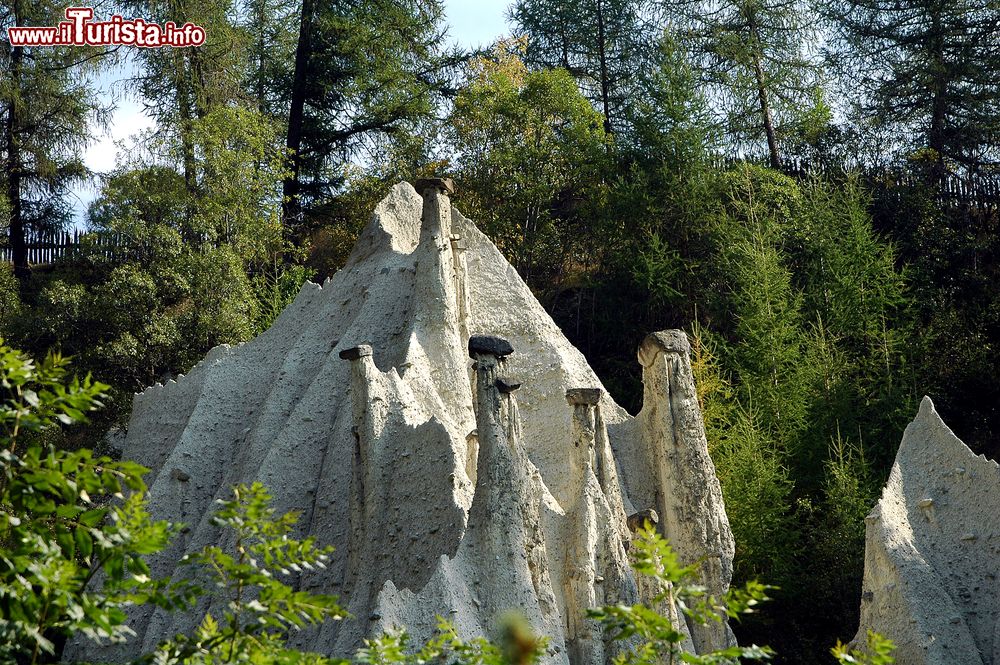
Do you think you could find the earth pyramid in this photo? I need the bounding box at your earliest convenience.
[68,181,737,664]
[853,397,1000,664]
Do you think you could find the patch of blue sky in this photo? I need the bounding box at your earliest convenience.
[70,0,513,227]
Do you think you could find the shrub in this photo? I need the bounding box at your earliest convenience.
[0,340,190,664]
[589,524,774,665]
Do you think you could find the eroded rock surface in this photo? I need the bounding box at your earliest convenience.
[853,397,1000,664]
[67,182,735,664]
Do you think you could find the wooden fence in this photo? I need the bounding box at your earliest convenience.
[0,229,125,266]
[714,155,1000,209]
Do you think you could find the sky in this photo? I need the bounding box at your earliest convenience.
[71,0,513,225]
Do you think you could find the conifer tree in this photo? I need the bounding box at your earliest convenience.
[131,0,249,194]
[1,1,107,281]
[657,0,821,166]
[510,0,656,137]
[280,0,463,230]
[826,0,1000,176]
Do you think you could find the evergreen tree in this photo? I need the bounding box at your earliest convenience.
[658,0,821,166]
[241,0,299,117]
[629,31,717,168]
[510,0,656,137]
[1,1,108,281]
[827,0,1000,176]
[281,0,463,230]
[131,0,250,193]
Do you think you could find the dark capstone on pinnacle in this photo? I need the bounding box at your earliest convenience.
[414,177,455,196]
[566,387,603,406]
[645,330,690,356]
[495,377,522,394]
[339,344,373,361]
[627,508,660,532]
[468,335,514,359]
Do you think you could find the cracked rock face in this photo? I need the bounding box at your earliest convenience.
[66,182,735,664]
[853,397,1000,664]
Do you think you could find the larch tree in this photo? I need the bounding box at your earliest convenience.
[658,0,821,167]
[1,1,107,282]
[826,0,1000,178]
[130,0,250,194]
[509,0,657,139]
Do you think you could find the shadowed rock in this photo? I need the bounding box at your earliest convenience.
[852,397,1000,664]
[64,186,736,665]
[469,335,514,359]
[496,377,521,393]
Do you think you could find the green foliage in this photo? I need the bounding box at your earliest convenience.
[662,0,820,161]
[631,233,685,306]
[1,2,107,236]
[629,31,717,169]
[0,342,106,440]
[185,106,289,262]
[15,245,257,403]
[590,525,773,665]
[712,168,814,446]
[250,260,316,334]
[149,482,344,664]
[357,616,544,665]
[832,631,895,665]
[289,0,461,213]
[0,341,190,664]
[7,104,295,422]
[0,263,21,332]
[710,406,798,585]
[827,0,1000,171]
[449,41,610,285]
[511,0,655,137]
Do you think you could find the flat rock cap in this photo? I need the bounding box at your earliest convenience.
[638,330,690,367]
[339,344,373,361]
[468,335,514,358]
[414,177,455,195]
[566,387,602,405]
[627,508,660,532]
[496,377,522,393]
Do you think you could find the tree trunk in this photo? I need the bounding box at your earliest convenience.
[176,62,198,196]
[5,0,29,281]
[595,0,613,137]
[254,0,267,114]
[927,10,947,186]
[749,21,780,169]
[282,0,316,231]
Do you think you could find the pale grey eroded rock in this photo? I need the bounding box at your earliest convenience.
[66,182,736,665]
[853,397,1000,664]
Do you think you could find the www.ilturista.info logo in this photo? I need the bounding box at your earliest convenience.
[7,7,205,47]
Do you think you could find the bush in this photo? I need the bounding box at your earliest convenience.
[590,525,773,665]
[0,340,189,664]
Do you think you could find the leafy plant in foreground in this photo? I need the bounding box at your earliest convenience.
[357,614,545,665]
[832,630,895,665]
[0,340,190,665]
[148,482,345,664]
[589,524,773,665]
